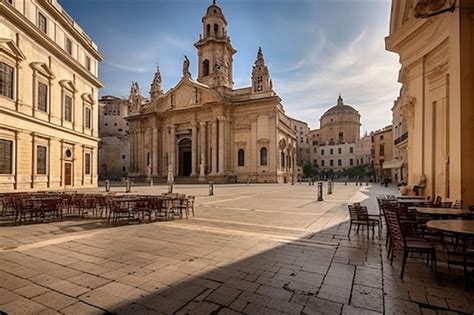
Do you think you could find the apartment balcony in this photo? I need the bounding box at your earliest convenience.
[394,132,408,146]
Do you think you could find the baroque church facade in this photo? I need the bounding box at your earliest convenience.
[126,1,296,183]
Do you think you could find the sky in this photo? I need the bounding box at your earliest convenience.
[61,0,401,133]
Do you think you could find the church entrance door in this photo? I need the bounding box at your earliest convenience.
[178,138,192,176]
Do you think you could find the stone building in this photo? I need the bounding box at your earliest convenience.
[371,126,393,181]
[386,0,474,204]
[0,0,102,191]
[289,118,310,176]
[98,95,130,180]
[383,95,408,184]
[355,134,371,166]
[126,1,296,183]
[309,96,360,171]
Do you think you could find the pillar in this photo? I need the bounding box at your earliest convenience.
[211,119,218,174]
[170,124,176,174]
[152,128,158,176]
[218,116,225,175]
[191,122,197,176]
[199,121,207,177]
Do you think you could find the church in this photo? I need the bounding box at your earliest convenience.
[126,1,297,183]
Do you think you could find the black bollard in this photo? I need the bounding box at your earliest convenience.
[328,181,332,195]
[317,182,323,201]
[209,181,214,196]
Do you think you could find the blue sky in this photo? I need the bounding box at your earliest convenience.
[61,0,401,132]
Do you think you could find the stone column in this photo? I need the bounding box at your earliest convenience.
[191,122,198,176]
[152,128,158,176]
[211,119,218,174]
[170,124,176,175]
[218,116,225,175]
[162,127,167,176]
[250,118,257,174]
[199,121,207,179]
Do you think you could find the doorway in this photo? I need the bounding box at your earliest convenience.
[64,163,72,186]
[178,138,192,176]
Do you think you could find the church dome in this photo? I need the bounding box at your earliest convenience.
[206,1,224,17]
[323,96,358,116]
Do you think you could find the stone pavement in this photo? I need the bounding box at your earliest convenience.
[0,183,473,314]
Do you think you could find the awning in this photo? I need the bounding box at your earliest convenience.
[383,159,404,169]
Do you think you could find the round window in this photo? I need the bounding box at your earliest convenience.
[65,149,72,158]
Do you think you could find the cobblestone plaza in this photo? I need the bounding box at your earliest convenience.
[0,183,473,314]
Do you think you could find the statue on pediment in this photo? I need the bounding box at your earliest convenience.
[183,55,190,77]
[413,0,447,17]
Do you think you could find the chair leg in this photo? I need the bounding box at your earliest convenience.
[387,239,392,259]
[400,249,408,279]
[347,223,352,238]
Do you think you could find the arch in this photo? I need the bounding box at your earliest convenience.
[178,138,192,176]
[238,149,245,167]
[202,59,210,77]
[206,24,211,37]
[260,147,267,166]
[214,23,219,36]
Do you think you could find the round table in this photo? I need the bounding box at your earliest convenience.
[415,207,471,217]
[427,220,474,290]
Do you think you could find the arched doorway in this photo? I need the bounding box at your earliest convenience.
[178,138,192,176]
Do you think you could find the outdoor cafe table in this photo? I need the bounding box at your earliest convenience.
[398,196,427,200]
[398,199,431,205]
[412,207,472,217]
[427,220,474,290]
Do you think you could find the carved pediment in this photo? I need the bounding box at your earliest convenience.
[30,62,55,79]
[59,80,77,93]
[163,77,221,110]
[0,38,26,61]
[81,93,95,105]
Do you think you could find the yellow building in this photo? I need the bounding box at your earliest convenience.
[0,0,102,191]
[371,126,393,181]
[386,0,474,205]
[126,1,296,184]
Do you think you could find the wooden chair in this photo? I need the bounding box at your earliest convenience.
[347,204,380,240]
[384,210,436,279]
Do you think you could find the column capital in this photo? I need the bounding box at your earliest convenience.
[217,115,226,122]
[199,120,207,126]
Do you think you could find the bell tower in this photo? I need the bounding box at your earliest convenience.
[251,47,272,94]
[195,0,236,89]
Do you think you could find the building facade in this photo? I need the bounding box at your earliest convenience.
[0,0,102,191]
[371,126,393,181]
[98,95,130,180]
[355,134,371,167]
[309,96,360,171]
[386,0,474,204]
[289,117,310,176]
[126,2,296,183]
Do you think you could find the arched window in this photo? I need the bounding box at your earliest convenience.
[206,24,211,37]
[238,149,245,166]
[214,23,219,36]
[202,59,210,77]
[260,147,267,166]
[281,152,285,168]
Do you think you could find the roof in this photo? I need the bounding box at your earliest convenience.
[322,96,358,116]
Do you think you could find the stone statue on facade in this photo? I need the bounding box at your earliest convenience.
[183,55,190,77]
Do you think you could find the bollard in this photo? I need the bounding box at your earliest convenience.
[209,181,214,196]
[308,180,311,186]
[105,180,110,192]
[366,181,369,186]
[328,181,332,195]
[317,182,323,201]
[125,179,131,193]
[345,181,347,186]
[150,179,154,187]
[356,182,359,186]
[168,183,173,193]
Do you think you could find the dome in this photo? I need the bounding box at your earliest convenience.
[206,2,223,16]
[323,96,358,116]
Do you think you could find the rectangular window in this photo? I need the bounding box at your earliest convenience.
[330,160,334,166]
[321,160,325,167]
[64,95,72,122]
[85,153,91,175]
[36,145,47,175]
[65,37,72,55]
[38,12,47,34]
[0,139,13,174]
[85,107,91,129]
[338,148,342,154]
[350,159,354,166]
[321,149,324,156]
[330,149,333,155]
[350,147,354,154]
[379,144,385,156]
[85,56,91,71]
[37,81,48,112]
[338,159,342,166]
[0,63,14,99]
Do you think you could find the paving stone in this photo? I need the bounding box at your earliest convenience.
[0,297,49,314]
[318,284,350,304]
[256,284,292,300]
[351,284,383,312]
[60,302,105,314]
[302,296,343,315]
[384,296,421,315]
[67,273,111,289]
[243,302,282,315]
[0,287,22,305]
[342,304,382,315]
[205,285,242,306]
[32,291,77,310]
[224,277,260,292]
